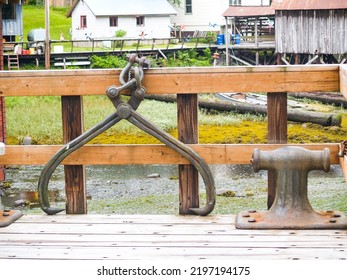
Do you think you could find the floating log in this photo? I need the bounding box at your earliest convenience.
[145,94,341,127]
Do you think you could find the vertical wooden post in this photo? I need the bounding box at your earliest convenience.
[0,4,5,181]
[0,4,3,71]
[254,17,258,47]
[61,96,87,214]
[266,52,287,208]
[45,0,51,69]
[225,17,229,66]
[295,53,300,64]
[267,92,287,209]
[177,94,199,214]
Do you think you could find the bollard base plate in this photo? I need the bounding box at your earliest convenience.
[0,210,23,227]
[235,210,347,229]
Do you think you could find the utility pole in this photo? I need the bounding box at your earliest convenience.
[0,3,5,181]
[0,3,3,71]
[45,0,50,69]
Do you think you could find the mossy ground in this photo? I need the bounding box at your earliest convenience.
[81,118,347,145]
[4,97,347,215]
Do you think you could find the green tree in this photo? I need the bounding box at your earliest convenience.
[169,0,182,7]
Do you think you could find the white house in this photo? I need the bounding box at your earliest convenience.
[169,0,229,35]
[66,0,177,40]
[169,0,272,35]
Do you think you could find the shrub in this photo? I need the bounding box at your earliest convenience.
[91,54,127,69]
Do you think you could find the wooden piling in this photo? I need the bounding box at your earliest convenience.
[267,92,288,209]
[177,94,199,214]
[61,96,86,214]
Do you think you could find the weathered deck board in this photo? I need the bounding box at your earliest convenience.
[0,215,346,260]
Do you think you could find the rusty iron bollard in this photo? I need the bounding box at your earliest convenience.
[0,209,23,228]
[236,146,347,229]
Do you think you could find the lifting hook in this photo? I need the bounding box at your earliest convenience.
[38,54,215,216]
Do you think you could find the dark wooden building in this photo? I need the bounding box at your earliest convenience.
[273,0,347,56]
[0,1,22,181]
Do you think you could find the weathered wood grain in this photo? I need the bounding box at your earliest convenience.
[0,65,340,96]
[340,64,347,99]
[0,144,340,165]
[0,215,346,260]
[267,92,288,208]
[61,96,87,214]
[177,94,199,214]
[276,10,347,54]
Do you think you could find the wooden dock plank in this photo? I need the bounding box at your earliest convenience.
[0,215,346,260]
[1,233,346,244]
[10,213,232,224]
[0,246,345,260]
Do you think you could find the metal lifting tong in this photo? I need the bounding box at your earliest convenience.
[38,54,216,216]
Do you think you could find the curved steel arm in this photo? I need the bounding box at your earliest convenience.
[121,105,215,216]
[38,55,215,216]
[38,113,121,215]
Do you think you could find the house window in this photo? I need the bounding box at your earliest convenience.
[2,4,16,20]
[185,0,192,14]
[110,16,118,27]
[80,15,87,28]
[229,0,241,5]
[136,16,145,26]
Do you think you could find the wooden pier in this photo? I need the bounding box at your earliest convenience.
[1,214,346,260]
[0,64,347,265]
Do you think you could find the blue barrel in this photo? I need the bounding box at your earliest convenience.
[216,34,225,45]
[235,34,241,44]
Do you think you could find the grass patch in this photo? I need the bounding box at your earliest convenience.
[26,183,346,215]
[22,5,71,41]
[86,194,269,215]
[5,95,347,145]
[6,96,62,144]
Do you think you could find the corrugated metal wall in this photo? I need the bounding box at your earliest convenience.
[276,9,347,54]
[2,4,23,36]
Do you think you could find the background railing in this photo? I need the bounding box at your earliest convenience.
[3,36,215,55]
[0,64,346,214]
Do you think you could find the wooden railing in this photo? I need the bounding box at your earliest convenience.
[3,36,214,55]
[0,64,346,214]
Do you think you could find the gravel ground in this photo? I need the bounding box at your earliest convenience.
[1,163,347,214]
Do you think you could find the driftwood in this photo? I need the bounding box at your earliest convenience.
[288,92,347,108]
[146,94,341,127]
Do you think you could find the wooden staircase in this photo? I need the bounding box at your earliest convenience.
[7,54,19,70]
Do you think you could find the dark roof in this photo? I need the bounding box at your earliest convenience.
[271,0,347,10]
[223,6,275,17]
[0,0,21,3]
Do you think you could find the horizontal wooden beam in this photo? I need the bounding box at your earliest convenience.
[340,64,347,100]
[0,144,339,165]
[0,65,340,97]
